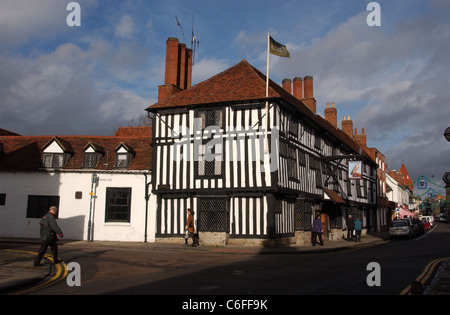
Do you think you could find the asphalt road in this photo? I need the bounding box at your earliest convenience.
[7,223,450,298]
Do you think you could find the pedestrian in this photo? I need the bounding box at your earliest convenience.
[33,206,64,266]
[311,213,324,246]
[354,216,363,242]
[184,208,197,247]
[346,214,354,241]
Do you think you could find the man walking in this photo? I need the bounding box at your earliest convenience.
[354,216,363,242]
[311,214,324,246]
[33,206,64,266]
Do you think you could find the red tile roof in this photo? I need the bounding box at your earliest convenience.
[147,59,375,164]
[148,59,280,109]
[0,130,152,172]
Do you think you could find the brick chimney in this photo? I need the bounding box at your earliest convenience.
[158,37,193,102]
[354,128,367,146]
[302,76,316,113]
[341,116,354,138]
[282,78,292,94]
[324,102,337,128]
[293,77,303,99]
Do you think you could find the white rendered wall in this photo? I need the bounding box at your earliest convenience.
[0,171,156,242]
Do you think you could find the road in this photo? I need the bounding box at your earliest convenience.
[3,223,450,298]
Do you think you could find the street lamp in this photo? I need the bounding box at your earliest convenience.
[444,126,450,142]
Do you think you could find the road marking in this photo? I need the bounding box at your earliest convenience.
[399,257,450,295]
[5,249,68,295]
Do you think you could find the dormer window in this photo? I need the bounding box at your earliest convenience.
[41,137,73,169]
[83,142,104,168]
[115,143,135,169]
[116,152,129,168]
[43,153,64,168]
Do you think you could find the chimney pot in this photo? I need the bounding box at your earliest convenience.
[324,101,337,128]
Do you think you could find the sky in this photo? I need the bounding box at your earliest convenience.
[1,0,449,195]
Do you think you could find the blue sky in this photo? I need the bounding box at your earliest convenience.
[1,0,449,192]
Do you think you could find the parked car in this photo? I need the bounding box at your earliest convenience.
[436,214,448,223]
[404,218,421,236]
[412,218,425,235]
[389,219,414,240]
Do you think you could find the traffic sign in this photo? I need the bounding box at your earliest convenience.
[443,172,450,184]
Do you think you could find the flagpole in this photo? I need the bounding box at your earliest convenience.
[265,33,270,154]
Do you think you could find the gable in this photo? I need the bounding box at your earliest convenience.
[43,140,64,153]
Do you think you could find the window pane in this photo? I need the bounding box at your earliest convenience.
[53,154,64,168]
[84,153,96,168]
[43,154,53,167]
[106,188,131,222]
[27,195,60,218]
[117,153,128,168]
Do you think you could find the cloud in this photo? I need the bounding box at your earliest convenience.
[115,15,136,39]
[0,40,153,136]
[192,57,230,84]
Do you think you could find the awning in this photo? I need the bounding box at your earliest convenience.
[324,189,347,204]
[395,206,414,218]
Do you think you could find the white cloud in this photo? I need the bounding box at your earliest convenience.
[115,15,136,39]
[192,57,230,84]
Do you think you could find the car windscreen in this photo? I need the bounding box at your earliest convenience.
[391,221,407,227]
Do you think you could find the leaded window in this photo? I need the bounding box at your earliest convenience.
[105,188,131,222]
[198,198,228,232]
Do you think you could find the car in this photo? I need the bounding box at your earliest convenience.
[413,218,425,235]
[404,217,421,236]
[389,219,414,240]
[436,214,448,223]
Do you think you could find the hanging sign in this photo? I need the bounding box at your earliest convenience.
[417,176,427,189]
[348,160,362,180]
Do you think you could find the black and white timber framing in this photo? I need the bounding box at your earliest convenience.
[149,98,377,243]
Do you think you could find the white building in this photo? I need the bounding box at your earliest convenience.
[0,127,155,242]
[386,173,410,210]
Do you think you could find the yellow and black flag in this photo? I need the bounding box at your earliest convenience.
[269,36,290,58]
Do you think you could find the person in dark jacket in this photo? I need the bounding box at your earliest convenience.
[311,214,324,246]
[354,216,363,242]
[33,206,64,266]
[346,215,354,241]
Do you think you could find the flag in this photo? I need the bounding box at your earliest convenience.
[269,36,290,58]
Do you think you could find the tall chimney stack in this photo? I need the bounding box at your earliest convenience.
[324,102,337,128]
[293,77,303,99]
[354,128,367,146]
[303,76,316,113]
[341,115,354,138]
[158,37,193,102]
[282,78,292,94]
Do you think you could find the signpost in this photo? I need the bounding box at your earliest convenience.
[443,172,450,185]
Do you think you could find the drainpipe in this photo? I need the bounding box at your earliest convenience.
[88,173,98,242]
[144,173,151,243]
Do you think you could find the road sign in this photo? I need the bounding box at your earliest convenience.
[443,172,450,184]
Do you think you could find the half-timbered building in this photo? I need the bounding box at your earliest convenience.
[147,38,378,246]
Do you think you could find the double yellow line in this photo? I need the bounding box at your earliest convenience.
[5,249,68,295]
[400,257,449,295]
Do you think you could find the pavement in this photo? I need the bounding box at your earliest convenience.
[1,231,449,295]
